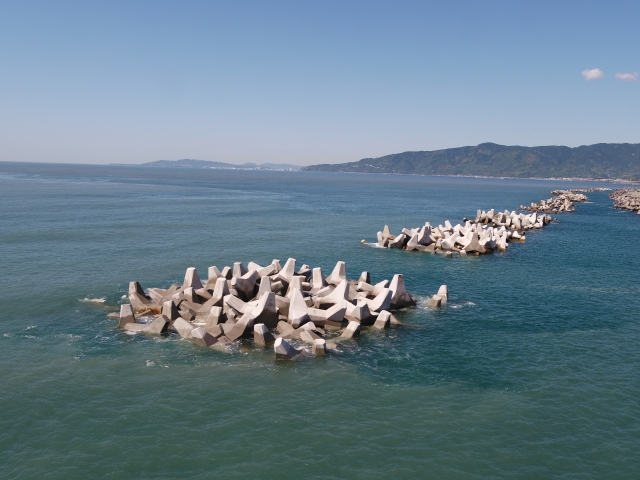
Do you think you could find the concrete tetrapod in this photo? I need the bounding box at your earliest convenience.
[144,315,170,334]
[226,313,255,341]
[325,261,347,286]
[276,258,296,284]
[210,277,230,306]
[388,234,407,249]
[274,337,300,360]
[233,262,248,279]
[204,306,224,327]
[365,288,392,314]
[147,285,179,305]
[128,281,147,298]
[253,323,275,346]
[463,232,486,254]
[288,288,310,328]
[276,320,295,338]
[297,264,311,278]
[184,287,199,304]
[129,289,158,313]
[285,276,304,299]
[307,303,346,327]
[205,266,223,289]
[373,311,391,329]
[312,339,326,356]
[341,321,361,339]
[345,300,373,325]
[162,300,180,321]
[183,267,204,290]
[437,285,448,305]
[257,276,273,298]
[310,267,328,293]
[315,280,349,307]
[172,318,195,338]
[119,304,136,328]
[191,327,218,347]
[124,314,169,335]
[248,292,279,329]
[274,295,290,316]
[299,329,322,344]
[427,295,442,308]
[231,270,259,301]
[389,274,416,309]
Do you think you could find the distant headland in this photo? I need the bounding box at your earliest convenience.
[136,159,302,171]
[302,142,640,181]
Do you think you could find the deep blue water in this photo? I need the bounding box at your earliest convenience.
[1,162,639,479]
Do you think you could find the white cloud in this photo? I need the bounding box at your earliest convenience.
[581,68,604,81]
[615,72,638,82]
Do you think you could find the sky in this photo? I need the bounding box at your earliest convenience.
[0,0,638,166]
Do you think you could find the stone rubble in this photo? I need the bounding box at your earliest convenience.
[114,259,420,360]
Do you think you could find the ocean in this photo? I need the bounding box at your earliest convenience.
[1,162,639,479]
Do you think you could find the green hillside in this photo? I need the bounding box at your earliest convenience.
[302,143,640,180]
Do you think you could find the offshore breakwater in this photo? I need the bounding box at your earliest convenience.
[115,259,438,360]
[369,187,612,256]
[610,188,640,215]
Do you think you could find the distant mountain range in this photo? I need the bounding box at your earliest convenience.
[141,159,302,171]
[302,143,640,180]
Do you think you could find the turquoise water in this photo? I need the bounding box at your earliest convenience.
[1,162,639,479]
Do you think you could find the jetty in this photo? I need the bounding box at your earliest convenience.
[116,259,423,360]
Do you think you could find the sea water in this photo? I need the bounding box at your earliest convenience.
[1,162,639,479]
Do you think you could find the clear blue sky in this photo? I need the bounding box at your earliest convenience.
[0,0,638,165]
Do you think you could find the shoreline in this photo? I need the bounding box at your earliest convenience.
[2,159,639,184]
[298,169,640,184]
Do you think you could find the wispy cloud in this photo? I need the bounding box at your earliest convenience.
[615,72,638,82]
[582,68,604,81]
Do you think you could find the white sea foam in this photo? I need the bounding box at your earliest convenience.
[25,325,37,330]
[146,360,155,367]
[450,301,477,309]
[81,297,106,303]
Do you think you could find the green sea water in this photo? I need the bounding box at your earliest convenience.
[1,162,639,479]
